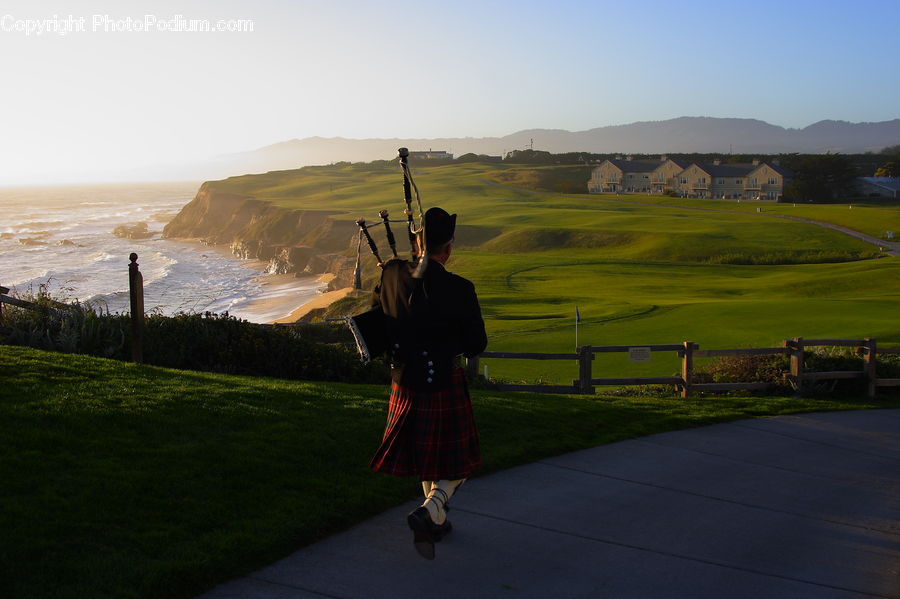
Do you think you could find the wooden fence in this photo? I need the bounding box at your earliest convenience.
[466,337,900,398]
[0,285,75,315]
[6,267,899,396]
[0,253,145,363]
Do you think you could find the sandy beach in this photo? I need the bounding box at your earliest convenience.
[235,270,354,324]
[226,272,323,323]
[162,238,348,324]
[268,285,355,324]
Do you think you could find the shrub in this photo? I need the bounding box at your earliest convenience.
[139,312,387,384]
[876,353,900,385]
[604,384,679,398]
[0,286,387,385]
[705,250,881,265]
[694,346,900,397]
[0,284,127,358]
[695,353,791,393]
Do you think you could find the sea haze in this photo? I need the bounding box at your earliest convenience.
[0,182,324,323]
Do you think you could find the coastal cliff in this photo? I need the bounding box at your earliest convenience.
[163,182,359,289]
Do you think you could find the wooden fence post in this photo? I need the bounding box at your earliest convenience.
[681,341,695,398]
[864,338,877,398]
[786,337,804,394]
[129,253,144,364]
[0,285,7,324]
[577,345,594,395]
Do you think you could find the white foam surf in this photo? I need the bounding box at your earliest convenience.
[0,182,327,322]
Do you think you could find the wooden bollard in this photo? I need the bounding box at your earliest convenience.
[681,341,696,398]
[863,338,877,398]
[128,253,144,364]
[785,337,804,394]
[576,345,594,395]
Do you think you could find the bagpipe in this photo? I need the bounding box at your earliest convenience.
[346,147,427,363]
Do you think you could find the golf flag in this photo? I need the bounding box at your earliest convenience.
[575,305,581,349]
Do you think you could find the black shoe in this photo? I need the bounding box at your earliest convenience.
[407,507,435,560]
[432,519,452,542]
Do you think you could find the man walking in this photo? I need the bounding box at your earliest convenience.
[369,206,487,560]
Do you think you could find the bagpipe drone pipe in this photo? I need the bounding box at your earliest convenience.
[346,147,426,363]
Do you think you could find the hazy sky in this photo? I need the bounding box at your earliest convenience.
[1,0,898,185]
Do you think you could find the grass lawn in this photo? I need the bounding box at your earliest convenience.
[2,345,899,599]
[475,257,900,382]
[598,193,900,240]
[205,163,900,383]
[211,162,900,241]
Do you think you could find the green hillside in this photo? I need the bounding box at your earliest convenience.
[210,162,900,383]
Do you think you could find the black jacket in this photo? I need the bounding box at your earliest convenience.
[372,258,487,390]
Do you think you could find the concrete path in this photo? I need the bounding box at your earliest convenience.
[764,214,900,257]
[199,410,900,599]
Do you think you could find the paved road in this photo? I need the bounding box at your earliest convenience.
[199,409,900,599]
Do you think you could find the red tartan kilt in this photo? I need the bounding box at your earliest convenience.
[370,368,480,481]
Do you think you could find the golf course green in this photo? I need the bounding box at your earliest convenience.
[211,162,900,383]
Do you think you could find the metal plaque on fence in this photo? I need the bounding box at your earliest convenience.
[629,347,651,362]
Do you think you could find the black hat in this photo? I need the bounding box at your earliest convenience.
[424,207,456,251]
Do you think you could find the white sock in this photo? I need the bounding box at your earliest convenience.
[421,479,465,525]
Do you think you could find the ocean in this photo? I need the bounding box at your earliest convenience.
[0,181,325,323]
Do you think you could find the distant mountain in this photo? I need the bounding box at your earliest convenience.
[212,117,900,177]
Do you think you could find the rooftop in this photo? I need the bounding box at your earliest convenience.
[859,177,900,192]
[606,159,662,173]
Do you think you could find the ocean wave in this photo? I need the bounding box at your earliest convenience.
[151,211,178,222]
[19,237,48,246]
[22,220,64,228]
[0,182,307,322]
[14,228,53,239]
[2,270,51,288]
[92,252,116,262]
[10,221,65,234]
[223,295,250,310]
[139,251,179,286]
[81,290,129,313]
[83,211,138,222]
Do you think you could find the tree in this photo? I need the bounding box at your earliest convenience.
[874,163,897,177]
[457,153,501,164]
[783,153,857,202]
[504,149,554,164]
[874,144,900,177]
